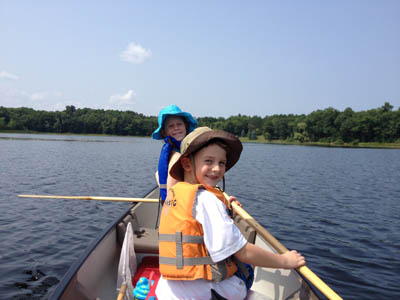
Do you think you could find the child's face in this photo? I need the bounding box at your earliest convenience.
[163,116,187,141]
[193,143,227,187]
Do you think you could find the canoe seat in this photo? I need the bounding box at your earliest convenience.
[117,210,159,254]
[132,227,159,254]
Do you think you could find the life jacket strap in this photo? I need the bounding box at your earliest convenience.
[159,231,214,269]
[159,233,204,243]
[159,256,214,267]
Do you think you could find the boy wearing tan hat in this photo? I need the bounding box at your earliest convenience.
[156,127,305,299]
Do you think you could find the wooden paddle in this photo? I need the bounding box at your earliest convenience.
[230,200,343,300]
[116,282,127,300]
[18,194,159,203]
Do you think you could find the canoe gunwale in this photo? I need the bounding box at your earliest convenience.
[294,270,326,300]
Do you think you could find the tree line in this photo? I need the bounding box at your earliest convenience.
[0,106,156,136]
[1,102,399,144]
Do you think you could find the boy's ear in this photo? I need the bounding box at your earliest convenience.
[181,157,192,172]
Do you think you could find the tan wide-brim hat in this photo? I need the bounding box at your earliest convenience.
[169,127,243,181]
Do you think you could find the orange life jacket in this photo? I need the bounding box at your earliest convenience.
[158,182,238,281]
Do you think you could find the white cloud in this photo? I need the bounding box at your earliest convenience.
[0,86,81,111]
[108,89,136,110]
[120,42,152,64]
[0,70,19,80]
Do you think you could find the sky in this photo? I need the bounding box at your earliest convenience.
[1,1,399,118]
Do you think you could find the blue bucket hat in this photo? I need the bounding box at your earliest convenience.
[152,105,198,140]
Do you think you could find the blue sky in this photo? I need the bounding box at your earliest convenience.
[1,1,399,118]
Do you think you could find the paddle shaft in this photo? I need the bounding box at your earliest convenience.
[116,282,127,300]
[231,201,343,300]
[18,194,159,203]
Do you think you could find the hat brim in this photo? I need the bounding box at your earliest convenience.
[169,130,243,181]
[152,112,198,140]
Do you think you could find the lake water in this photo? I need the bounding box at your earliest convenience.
[0,133,399,299]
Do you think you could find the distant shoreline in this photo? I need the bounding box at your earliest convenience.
[239,136,400,149]
[2,130,400,149]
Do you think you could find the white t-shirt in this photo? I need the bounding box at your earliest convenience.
[156,188,248,300]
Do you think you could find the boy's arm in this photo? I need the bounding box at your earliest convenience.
[234,242,305,269]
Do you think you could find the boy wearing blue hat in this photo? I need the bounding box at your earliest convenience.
[152,105,198,203]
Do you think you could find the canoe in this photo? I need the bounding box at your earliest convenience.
[49,186,327,300]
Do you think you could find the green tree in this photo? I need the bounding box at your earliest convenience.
[334,107,355,143]
[248,130,257,140]
[293,122,308,143]
[0,107,10,125]
[0,117,6,129]
[262,118,274,140]
[306,108,340,142]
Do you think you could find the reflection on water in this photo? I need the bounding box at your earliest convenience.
[0,133,399,299]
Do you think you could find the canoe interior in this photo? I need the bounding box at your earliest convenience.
[51,187,321,300]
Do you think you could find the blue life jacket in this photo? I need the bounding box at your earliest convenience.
[158,136,181,203]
